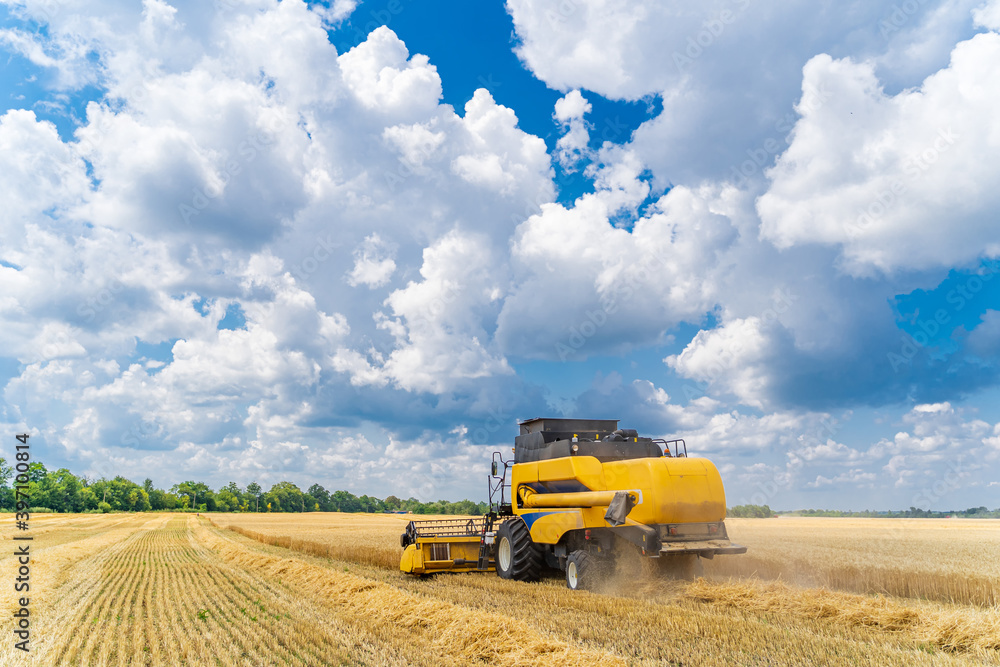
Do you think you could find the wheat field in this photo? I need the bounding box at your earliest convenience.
[705,517,1000,606]
[2,513,997,665]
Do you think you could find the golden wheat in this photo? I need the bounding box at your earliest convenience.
[707,517,1000,606]
[3,513,997,666]
[209,511,412,569]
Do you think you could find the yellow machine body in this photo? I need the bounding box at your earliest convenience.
[512,455,727,546]
[397,418,745,582]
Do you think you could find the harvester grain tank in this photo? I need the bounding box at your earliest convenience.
[399,417,746,589]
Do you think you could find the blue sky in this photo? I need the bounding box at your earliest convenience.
[1,0,999,511]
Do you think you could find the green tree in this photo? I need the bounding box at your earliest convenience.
[358,495,381,513]
[0,457,12,509]
[246,482,262,512]
[80,486,98,511]
[223,482,243,509]
[217,489,240,513]
[148,487,170,510]
[0,457,12,486]
[331,490,360,513]
[171,481,212,511]
[264,481,305,513]
[307,484,332,512]
[39,469,85,512]
[28,462,48,483]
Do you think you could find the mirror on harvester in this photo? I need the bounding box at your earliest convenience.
[491,461,498,476]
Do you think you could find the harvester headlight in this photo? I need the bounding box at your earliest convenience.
[571,443,579,453]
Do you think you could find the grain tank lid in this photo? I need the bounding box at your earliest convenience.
[518,417,619,436]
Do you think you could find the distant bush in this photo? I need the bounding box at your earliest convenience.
[98,502,112,513]
[28,507,56,513]
[728,504,774,518]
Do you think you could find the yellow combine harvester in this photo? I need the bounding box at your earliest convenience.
[399,417,746,589]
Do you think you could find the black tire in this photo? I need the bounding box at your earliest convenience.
[400,522,416,549]
[495,517,542,582]
[565,550,598,590]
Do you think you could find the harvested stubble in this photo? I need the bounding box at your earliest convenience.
[195,519,621,666]
[215,512,1000,666]
[0,513,618,666]
[3,514,419,666]
[6,513,998,666]
[707,518,1000,607]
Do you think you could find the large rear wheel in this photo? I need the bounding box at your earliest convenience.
[495,517,542,582]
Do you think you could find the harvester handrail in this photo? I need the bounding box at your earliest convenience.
[489,451,512,513]
[408,517,488,538]
[653,438,688,457]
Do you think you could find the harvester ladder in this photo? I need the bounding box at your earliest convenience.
[476,513,496,570]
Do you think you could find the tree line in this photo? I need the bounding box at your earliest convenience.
[727,504,776,518]
[0,459,488,515]
[728,504,1000,518]
[782,506,1000,518]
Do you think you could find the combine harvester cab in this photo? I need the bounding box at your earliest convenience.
[400,417,746,590]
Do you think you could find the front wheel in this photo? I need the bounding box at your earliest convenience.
[495,517,542,582]
[565,550,599,590]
